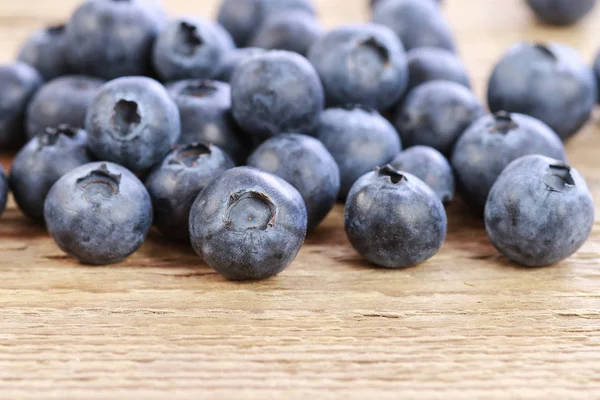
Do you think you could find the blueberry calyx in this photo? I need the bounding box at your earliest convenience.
[175,21,203,57]
[356,36,390,66]
[168,143,212,167]
[77,163,122,200]
[46,24,66,35]
[225,191,278,231]
[39,124,78,146]
[111,99,141,137]
[179,80,219,98]
[533,43,558,62]
[544,163,575,192]
[489,111,518,134]
[377,164,406,184]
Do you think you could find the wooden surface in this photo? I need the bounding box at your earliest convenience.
[2,1,600,399]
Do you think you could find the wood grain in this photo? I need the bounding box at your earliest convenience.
[2,1,600,399]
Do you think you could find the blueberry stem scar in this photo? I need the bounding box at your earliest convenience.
[225,191,277,231]
[168,143,212,167]
[544,164,575,192]
[77,163,122,200]
[489,111,519,134]
[378,164,406,184]
[533,43,558,61]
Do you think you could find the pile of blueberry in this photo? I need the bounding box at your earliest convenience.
[0,0,597,280]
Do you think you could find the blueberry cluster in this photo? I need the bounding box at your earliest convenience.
[0,0,597,280]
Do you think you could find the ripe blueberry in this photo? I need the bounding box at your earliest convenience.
[189,166,307,281]
[217,48,266,83]
[525,0,596,25]
[17,24,71,80]
[405,47,470,94]
[250,11,323,56]
[0,165,8,217]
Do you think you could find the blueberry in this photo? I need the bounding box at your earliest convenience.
[65,0,167,79]
[25,75,104,140]
[86,76,181,173]
[488,42,597,141]
[0,63,43,149]
[217,47,266,83]
[452,112,566,213]
[152,18,234,82]
[247,133,340,231]
[146,143,235,242]
[485,155,594,267]
[9,125,92,221]
[17,24,71,80]
[44,162,152,265]
[372,0,455,52]
[406,47,470,93]
[231,50,324,141]
[345,165,447,268]
[189,166,307,281]
[526,0,596,25]
[595,50,600,103]
[166,79,249,164]
[314,106,401,199]
[308,24,408,111]
[0,165,8,217]
[392,80,484,156]
[250,11,323,57]
[217,0,316,47]
[390,145,454,205]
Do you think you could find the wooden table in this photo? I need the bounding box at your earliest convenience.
[1,1,600,398]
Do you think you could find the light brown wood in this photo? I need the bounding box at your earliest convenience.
[2,1,600,399]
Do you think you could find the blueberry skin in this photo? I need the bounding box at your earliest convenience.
[488,42,597,141]
[189,166,307,281]
[452,112,566,214]
[0,63,43,149]
[65,0,167,80]
[314,106,402,199]
[250,11,323,57]
[393,80,484,156]
[9,126,92,221]
[146,143,235,242]
[308,24,408,111]
[247,133,340,231]
[231,51,324,141]
[345,166,447,268]
[44,162,153,265]
[0,165,8,217]
[217,48,266,83]
[595,51,600,103]
[372,0,455,52]
[217,0,316,47]
[153,18,233,82]
[26,75,104,140]
[526,0,596,25]
[17,24,71,80]
[406,47,470,93]
[390,145,454,205]
[86,77,181,173]
[166,79,249,164]
[485,155,594,267]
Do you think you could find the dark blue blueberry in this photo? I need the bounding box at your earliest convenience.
[406,47,470,93]
[231,50,324,141]
[44,162,153,265]
[247,133,340,231]
[86,76,181,173]
[152,18,234,82]
[452,112,566,214]
[65,0,167,79]
[372,0,455,52]
[17,24,71,80]
[526,0,596,25]
[0,63,43,149]
[146,143,234,242]
[217,0,316,47]
[26,75,104,140]
[595,50,600,103]
[217,47,266,83]
[485,155,594,267]
[9,125,92,221]
[166,79,249,164]
[488,42,597,141]
[390,145,454,205]
[345,165,447,268]
[314,106,401,199]
[392,80,484,156]
[189,166,307,281]
[250,11,323,57]
[0,165,7,217]
[308,24,408,111]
